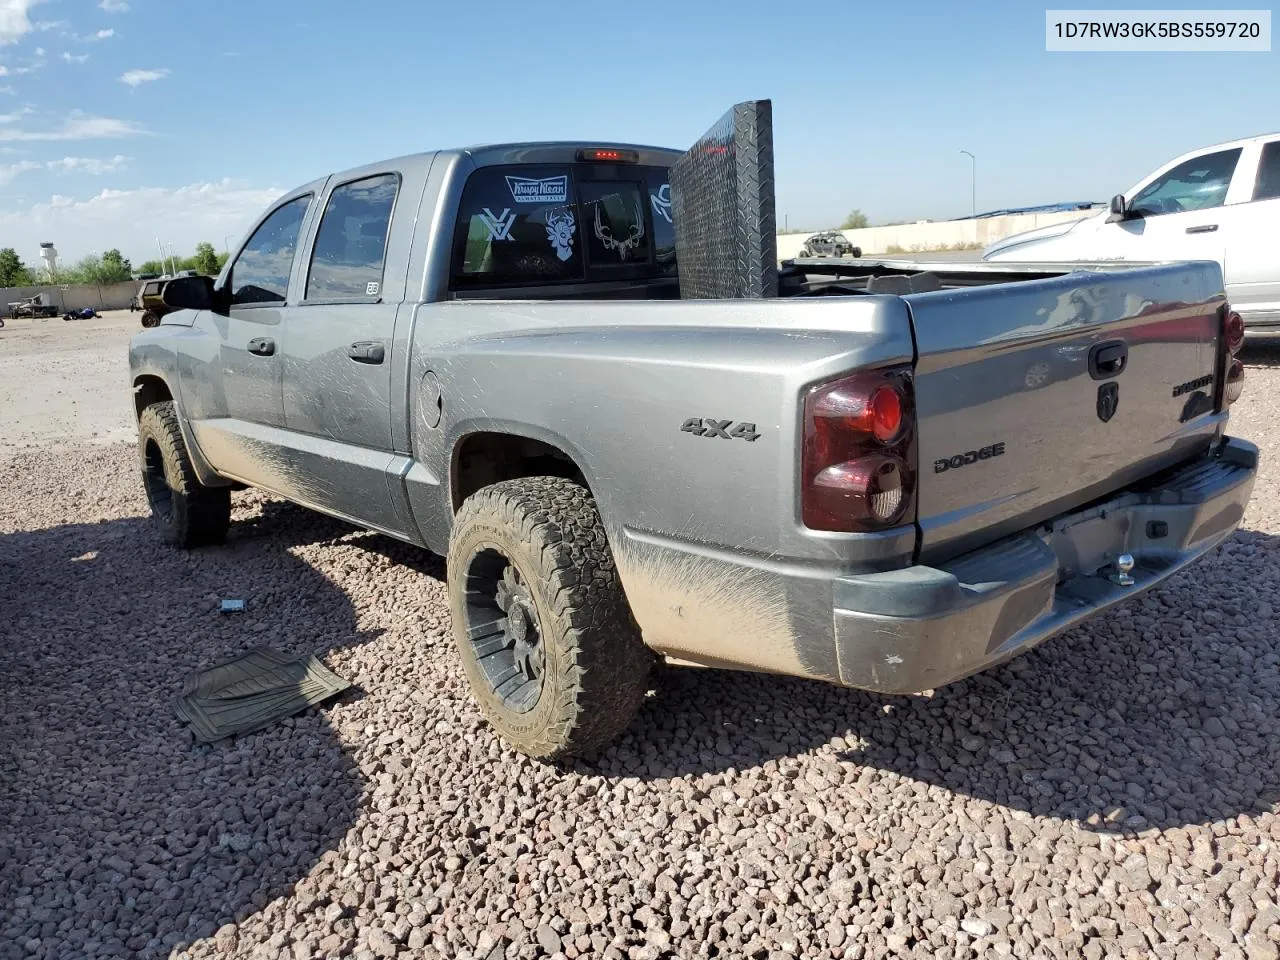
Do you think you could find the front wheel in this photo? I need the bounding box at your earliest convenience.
[137,401,230,548]
[140,311,160,328]
[447,477,653,759]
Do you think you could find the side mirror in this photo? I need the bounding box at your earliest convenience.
[1107,194,1131,223]
[161,275,216,312]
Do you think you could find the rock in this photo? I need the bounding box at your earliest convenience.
[1204,717,1227,738]
[536,925,561,955]
[961,918,995,937]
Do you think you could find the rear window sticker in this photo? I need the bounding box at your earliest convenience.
[545,208,577,261]
[651,183,672,223]
[506,175,568,205]
[593,195,646,258]
[479,207,516,241]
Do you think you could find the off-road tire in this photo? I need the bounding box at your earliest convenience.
[447,477,653,759]
[140,311,160,328]
[137,401,230,548]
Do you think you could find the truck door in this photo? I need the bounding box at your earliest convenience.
[1223,138,1280,322]
[182,191,316,487]
[277,168,413,537]
[1095,146,1242,267]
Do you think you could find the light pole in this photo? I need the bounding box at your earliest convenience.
[960,150,976,218]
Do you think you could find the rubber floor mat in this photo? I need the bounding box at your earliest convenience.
[175,647,351,742]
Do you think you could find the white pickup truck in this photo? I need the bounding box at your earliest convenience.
[984,132,1280,334]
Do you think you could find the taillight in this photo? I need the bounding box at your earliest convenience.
[1225,310,1245,355]
[1226,357,1245,404]
[802,367,916,532]
[1220,306,1245,408]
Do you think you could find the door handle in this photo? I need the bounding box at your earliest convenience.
[1186,224,1219,234]
[347,341,385,364]
[247,337,275,356]
[1089,339,1128,380]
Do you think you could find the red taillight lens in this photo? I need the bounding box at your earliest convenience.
[802,368,916,533]
[1225,357,1245,404]
[1225,310,1245,355]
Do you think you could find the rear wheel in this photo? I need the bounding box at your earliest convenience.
[137,401,230,548]
[447,477,653,759]
[140,311,160,328]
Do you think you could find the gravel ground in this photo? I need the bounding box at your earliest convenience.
[2,320,1280,960]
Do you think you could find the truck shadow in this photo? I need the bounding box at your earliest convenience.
[1240,342,1280,368]
[618,527,1280,834]
[0,507,371,959]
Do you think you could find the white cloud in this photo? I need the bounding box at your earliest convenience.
[94,28,113,39]
[120,67,167,87]
[0,85,14,95]
[0,179,282,261]
[60,51,88,63]
[98,0,128,11]
[0,0,39,46]
[0,158,37,183]
[0,111,145,141]
[46,154,128,174]
[33,19,66,32]
[0,153,127,184]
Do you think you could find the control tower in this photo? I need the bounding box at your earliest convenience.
[38,242,58,280]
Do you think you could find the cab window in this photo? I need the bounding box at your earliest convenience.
[1253,141,1280,202]
[453,165,585,288]
[1129,148,1242,217]
[450,163,675,290]
[229,195,312,306]
[306,173,399,300]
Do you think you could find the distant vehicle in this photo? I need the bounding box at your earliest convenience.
[7,294,59,320]
[984,132,1280,334]
[800,231,861,258]
[135,280,171,328]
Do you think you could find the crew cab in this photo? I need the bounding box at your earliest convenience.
[984,132,1280,333]
[130,101,1257,759]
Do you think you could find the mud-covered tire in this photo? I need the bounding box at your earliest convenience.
[137,401,230,548]
[140,311,160,328]
[447,477,653,760]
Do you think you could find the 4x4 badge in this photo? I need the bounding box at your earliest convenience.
[1097,382,1119,422]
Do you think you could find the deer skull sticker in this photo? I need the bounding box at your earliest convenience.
[593,195,646,260]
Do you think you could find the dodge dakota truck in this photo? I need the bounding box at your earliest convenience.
[131,100,1257,759]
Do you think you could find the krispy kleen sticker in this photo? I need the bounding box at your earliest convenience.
[366,281,379,296]
[506,175,568,205]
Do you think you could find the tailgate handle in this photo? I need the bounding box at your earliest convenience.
[1186,224,1218,234]
[1089,340,1127,379]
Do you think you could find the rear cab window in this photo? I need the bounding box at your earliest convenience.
[450,161,674,293]
[1254,140,1280,202]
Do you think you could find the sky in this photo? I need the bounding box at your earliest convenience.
[0,0,1275,264]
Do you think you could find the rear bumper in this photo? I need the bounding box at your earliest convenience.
[832,436,1257,693]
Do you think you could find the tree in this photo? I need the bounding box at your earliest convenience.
[0,247,33,287]
[100,248,133,283]
[192,241,220,276]
[840,209,870,230]
[136,259,166,276]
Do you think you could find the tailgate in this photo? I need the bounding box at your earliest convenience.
[905,262,1226,562]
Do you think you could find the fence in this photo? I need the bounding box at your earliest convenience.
[2,281,138,315]
[776,209,1097,260]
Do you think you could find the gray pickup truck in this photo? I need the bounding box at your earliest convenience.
[131,100,1257,759]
